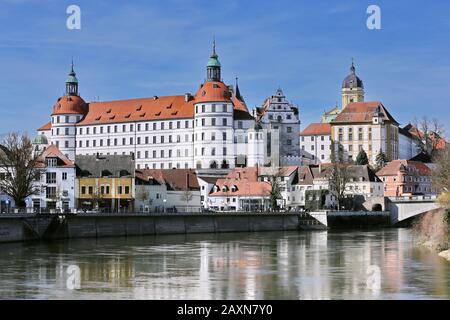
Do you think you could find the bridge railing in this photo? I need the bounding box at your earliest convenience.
[388,195,437,202]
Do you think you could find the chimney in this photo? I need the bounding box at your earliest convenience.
[184,93,192,102]
[153,95,158,100]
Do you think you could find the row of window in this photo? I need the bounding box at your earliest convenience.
[195,117,229,127]
[80,185,131,195]
[338,133,372,141]
[302,144,331,151]
[45,172,68,183]
[301,135,328,142]
[382,176,432,183]
[52,115,81,124]
[78,120,192,135]
[195,104,229,113]
[137,149,190,159]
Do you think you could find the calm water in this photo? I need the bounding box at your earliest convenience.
[0,229,449,300]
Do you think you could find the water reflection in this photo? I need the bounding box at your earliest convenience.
[0,229,449,299]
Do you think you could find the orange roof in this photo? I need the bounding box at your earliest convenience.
[52,95,87,116]
[35,145,75,168]
[136,169,199,191]
[376,160,431,176]
[194,81,232,104]
[300,123,331,136]
[333,101,398,124]
[38,121,51,131]
[75,80,253,126]
[78,95,195,126]
[210,167,272,197]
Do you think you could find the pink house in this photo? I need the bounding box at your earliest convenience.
[376,160,435,197]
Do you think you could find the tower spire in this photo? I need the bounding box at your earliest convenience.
[206,38,221,82]
[350,58,356,73]
[66,59,79,96]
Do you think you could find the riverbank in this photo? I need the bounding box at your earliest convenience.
[412,209,450,261]
[0,212,317,243]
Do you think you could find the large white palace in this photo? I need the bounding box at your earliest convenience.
[35,44,300,170]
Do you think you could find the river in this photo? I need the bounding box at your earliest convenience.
[0,228,449,299]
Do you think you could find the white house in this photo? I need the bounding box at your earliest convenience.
[135,169,201,212]
[31,144,76,212]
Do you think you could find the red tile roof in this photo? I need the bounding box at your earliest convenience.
[75,81,253,126]
[194,81,231,104]
[136,169,200,191]
[210,167,271,197]
[333,101,398,124]
[258,166,298,177]
[376,160,431,176]
[52,95,87,116]
[300,123,331,136]
[35,145,75,168]
[38,121,51,131]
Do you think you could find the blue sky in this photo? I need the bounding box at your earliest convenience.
[0,0,449,136]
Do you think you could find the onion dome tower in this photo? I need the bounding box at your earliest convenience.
[193,41,234,170]
[341,59,365,109]
[50,61,87,160]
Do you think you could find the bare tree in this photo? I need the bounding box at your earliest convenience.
[136,187,150,212]
[180,190,193,212]
[432,145,450,197]
[328,143,351,210]
[414,116,445,156]
[267,167,283,211]
[0,133,40,208]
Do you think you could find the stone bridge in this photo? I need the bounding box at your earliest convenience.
[387,196,441,225]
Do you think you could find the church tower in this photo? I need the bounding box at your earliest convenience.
[341,60,364,108]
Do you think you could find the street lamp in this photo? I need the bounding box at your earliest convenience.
[163,199,167,213]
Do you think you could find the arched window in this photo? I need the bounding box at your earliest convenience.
[221,160,229,169]
[196,161,202,169]
[210,161,218,169]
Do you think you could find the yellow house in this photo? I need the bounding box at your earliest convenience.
[75,154,135,212]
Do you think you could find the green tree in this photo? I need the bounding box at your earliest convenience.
[375,151,388,170]
[356,149,369,165]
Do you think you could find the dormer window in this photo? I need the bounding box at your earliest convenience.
[231,185,238,192]
[222,186,228,192]
[46,158,58,167]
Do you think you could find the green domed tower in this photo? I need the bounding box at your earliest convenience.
[206,40,221,82]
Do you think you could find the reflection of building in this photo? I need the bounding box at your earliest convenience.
[75,154,135,211]
[32,145,76,211]
[376,160,435,197]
